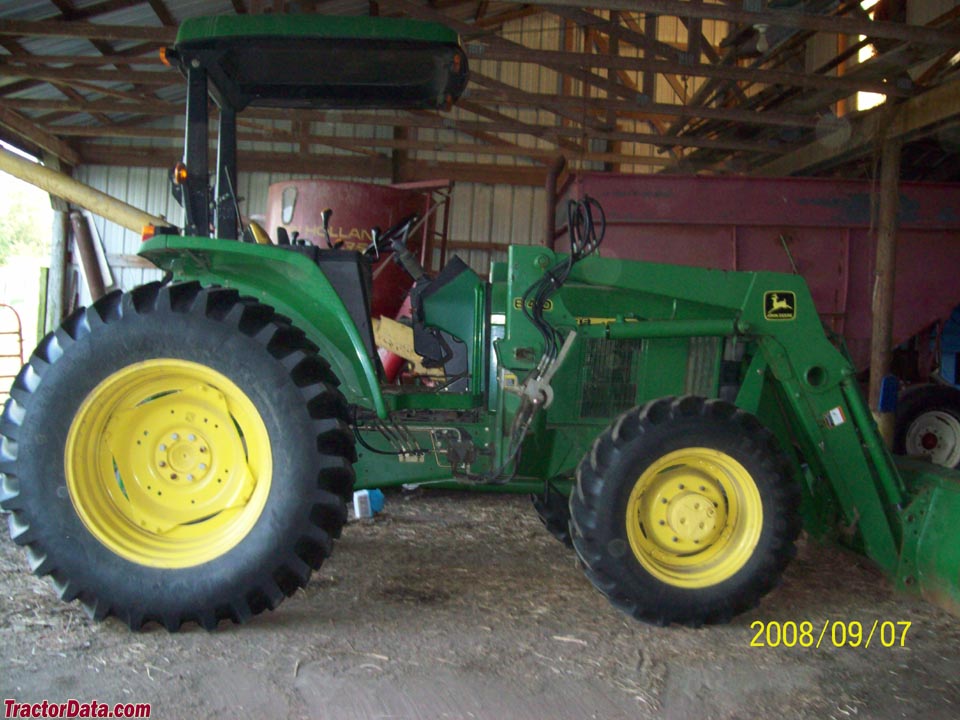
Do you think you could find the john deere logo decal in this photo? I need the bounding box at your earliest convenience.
[764,291,796,321]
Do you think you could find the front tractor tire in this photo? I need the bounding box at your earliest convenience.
[570,396,800,627]
[531,484,573,548]
[0,282,356,631]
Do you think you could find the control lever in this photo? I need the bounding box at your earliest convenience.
[388,218,425,281]
[321,208,341,249]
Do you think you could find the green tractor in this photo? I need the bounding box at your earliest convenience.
[3,15,960,631]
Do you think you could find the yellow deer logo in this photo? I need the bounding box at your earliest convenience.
[769,294,791,312]
[764,291,796,321]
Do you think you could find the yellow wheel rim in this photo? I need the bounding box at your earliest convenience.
[625,448,762,588]
[65,359,272,569]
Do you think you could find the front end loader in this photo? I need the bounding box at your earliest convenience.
[2,14,959,631]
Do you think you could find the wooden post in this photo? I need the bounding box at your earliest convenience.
[46,209,70,332]
[391,126,408,184]
[868,132,903,446]
[544,155,566,250]
[70,211,107,302]
[42,152,70,334]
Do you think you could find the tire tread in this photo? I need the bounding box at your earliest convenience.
[0,282,356,631]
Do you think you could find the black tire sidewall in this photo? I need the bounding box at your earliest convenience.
[15,301,327,615]
[581,410,790,621]
[893,384,960,467]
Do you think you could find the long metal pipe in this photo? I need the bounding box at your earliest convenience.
[0,146,165,232]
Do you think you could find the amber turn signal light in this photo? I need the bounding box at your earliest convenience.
[172,161,188,185]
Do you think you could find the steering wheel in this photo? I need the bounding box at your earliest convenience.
[362,213,419,260]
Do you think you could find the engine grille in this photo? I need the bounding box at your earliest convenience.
[578,338,643,418]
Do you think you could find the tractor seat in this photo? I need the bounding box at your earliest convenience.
[289,245,379,371]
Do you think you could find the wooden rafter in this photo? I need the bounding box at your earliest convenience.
[0,64,175,86]
[465,43,908,97]
[0,106,79,165]
[37,104,777,155]
[465,83,819,130]
[146,0,178,27]
[47,0,145,23]
[0,19,176,44]
[0,0,952,182]
[74,143,556,186]
[521,0,960,47]
[758,77,960,176]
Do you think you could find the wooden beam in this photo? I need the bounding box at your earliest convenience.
[46,0,145,23]
[384,0,642,104]
[519,1,960,47]
[52,124,677,167]
[396,161,548,187]
[408,108,539,162]
[457,97,583,155]
[756,76,960,176]
[587,29,678,140]
[0,19,175,44]
[0,53,162,66]
[0,107,79,165]
[474,5,542,29]
[146,0,178,27]
[9,88,795,155]
[75,143,552,186]
[77,144,391,176]
[0,98,172,114]
[465,43,906,97]
[0,64,175,86]
[550,6,683,63]
[0,37,117,127]
[466,83,819,129]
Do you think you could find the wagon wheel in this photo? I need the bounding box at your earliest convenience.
[894,385,960,468]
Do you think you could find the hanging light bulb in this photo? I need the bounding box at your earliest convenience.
[754,23,770,53]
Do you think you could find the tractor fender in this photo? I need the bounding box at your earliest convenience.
[139,235,386,418]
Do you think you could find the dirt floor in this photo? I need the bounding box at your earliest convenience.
[2,489,959,720]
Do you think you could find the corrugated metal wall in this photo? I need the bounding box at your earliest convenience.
[74,164,547,298]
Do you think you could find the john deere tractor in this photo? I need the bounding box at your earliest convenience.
[2,15,959,631]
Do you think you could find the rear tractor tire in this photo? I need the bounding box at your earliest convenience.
[894,384,960,469]
[570,396,801,627]
[0,282,356,631]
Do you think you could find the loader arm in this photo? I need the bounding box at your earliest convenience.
[742,308,960,612]
[503,247,959,612]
